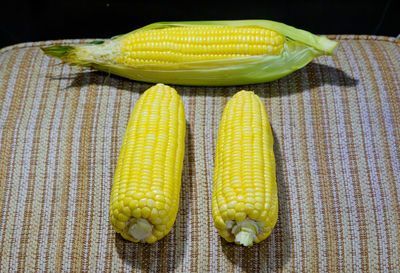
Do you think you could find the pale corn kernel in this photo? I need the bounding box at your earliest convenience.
[133,192,144,200]
[227,209,236,219]
[122,206,131,216]
[249,210,260,219]
[234,202,245,212]
[236,194,245,202]
[147,235,157,243]
[117,213,130,222]
[158,209,167,218]
[166,217,175,227]
[153,229,164,238]
[139,198,147,207]
[214,216,226,230]
[152,217,162,225]
[227,200,237,208]
[147,199,155,208]
[245,203,255,212]
[123,197,131,206]
[150,208,158,219]
[126,190,135,197]
[246,197,255,204]
[141,207,151,218]
[132,208,141,218]
[234,212,247,222]
[115,220,126,230]
[260,211,268,220]
[156,224,166,231]
[129,199,139,210]
[255,202,263,210]
[153,190,164,196]
[117,200,124,211]
[155,201,164,210]
[263,226,272,233]
[145,191,155,199]
[219,203,228,212]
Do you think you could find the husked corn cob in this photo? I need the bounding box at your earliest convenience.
[42,20,338,86]
[109,83,185,243]
[212,91,277,246]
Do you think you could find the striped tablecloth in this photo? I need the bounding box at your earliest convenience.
[0,36,399,272]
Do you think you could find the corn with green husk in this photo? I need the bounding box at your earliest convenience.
[42,20,338,86]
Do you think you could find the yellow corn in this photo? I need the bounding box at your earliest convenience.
[111,26,284,65]
[109,83,186,243]
[212,91,278,246]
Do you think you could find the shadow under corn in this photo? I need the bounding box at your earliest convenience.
[52,62,357,97]
[221,127,291,273]
[114,122,194,272]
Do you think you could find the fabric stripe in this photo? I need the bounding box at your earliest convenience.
[314,61,345,272]
[82,74,104,272]
[342,41,386,271]
[22,48,57,271]
[46,64,77,272]
[330,55,364,271]
[279,79,304,273]
[0,50,31,261]
[300,69,328,272]
[179,86,194,273]
[61,76,90,271]
[205,87,221,273]
[95,76,118,272]
[350,40,398,271]
[36,63,69,272]
[1,48,44,273]
[0,51,16,129]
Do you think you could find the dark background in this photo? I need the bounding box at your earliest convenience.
[1,0,398,48]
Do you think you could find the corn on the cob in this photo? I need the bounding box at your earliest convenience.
[212,91,277,246]
[109,83,185,243]
[42,20,338,86]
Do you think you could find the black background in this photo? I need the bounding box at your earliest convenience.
[1,0,398,48]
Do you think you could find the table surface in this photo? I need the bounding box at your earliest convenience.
[0,35,399,272]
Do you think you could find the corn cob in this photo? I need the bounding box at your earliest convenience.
[42,20,338,86]
[212,91,277,246]
[109,83,185,243]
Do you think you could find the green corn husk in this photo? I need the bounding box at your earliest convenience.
[41,20,338,86]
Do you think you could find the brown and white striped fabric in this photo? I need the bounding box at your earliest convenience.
[0,35,399,272]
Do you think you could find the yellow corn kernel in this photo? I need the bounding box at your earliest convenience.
[109,83,186,243]
[212,90,278,246]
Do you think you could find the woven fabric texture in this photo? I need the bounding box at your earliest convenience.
[0,36,399,272]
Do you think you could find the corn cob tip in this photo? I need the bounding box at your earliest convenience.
[235,231,255,247]
[227,219,261,246]
[127,218,153,242]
